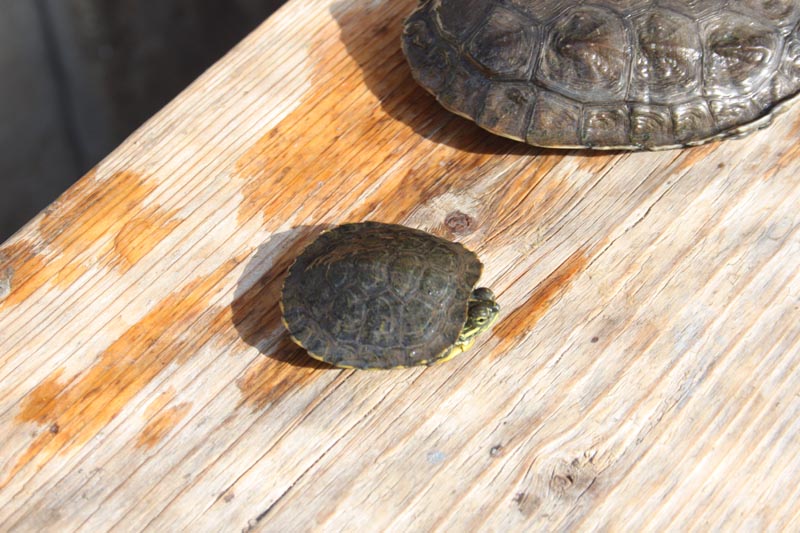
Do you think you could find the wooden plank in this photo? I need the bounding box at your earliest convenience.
[1,0,799,531]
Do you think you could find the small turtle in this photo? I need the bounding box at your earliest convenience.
[280,222,499,369]
[402,0,800,150]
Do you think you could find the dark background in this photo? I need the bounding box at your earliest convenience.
[1,0,286,242]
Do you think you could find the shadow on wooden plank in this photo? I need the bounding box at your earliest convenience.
[329,0,622,158]
[231,224,337,370]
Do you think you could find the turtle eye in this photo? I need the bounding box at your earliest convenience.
[475,316,487,324]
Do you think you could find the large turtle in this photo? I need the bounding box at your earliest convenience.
[280,222,499,369]
[401,0,800,150]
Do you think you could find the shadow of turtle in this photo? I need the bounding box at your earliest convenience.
[231,224,337,369]
[329,0,621,158]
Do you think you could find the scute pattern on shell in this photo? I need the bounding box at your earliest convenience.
[281,222,482,369]
[402,0,800,149]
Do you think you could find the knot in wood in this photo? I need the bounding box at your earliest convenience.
[550,473,574,491]
[444,210,475,235]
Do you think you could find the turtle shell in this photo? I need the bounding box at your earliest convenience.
[402,0,800,150]
[281,222,483,369]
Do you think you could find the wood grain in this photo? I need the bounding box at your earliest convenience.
[1,0,800,531]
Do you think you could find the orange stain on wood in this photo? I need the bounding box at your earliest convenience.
[232,0,532,234]
[672,143,720,174]
[0,170,181,310]
[40,170,155,283]
[236,344,330,412]
[113,206,183,267]
[136,402,192,449]
[16,368,68,425]
[0,240,46,308]
[38,169,148,252]
[7,260,235,485]
[493,250,589,352]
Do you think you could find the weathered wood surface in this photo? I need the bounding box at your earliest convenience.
[1,0,800,530]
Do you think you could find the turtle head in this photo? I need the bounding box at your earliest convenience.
[456,287,499,350]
